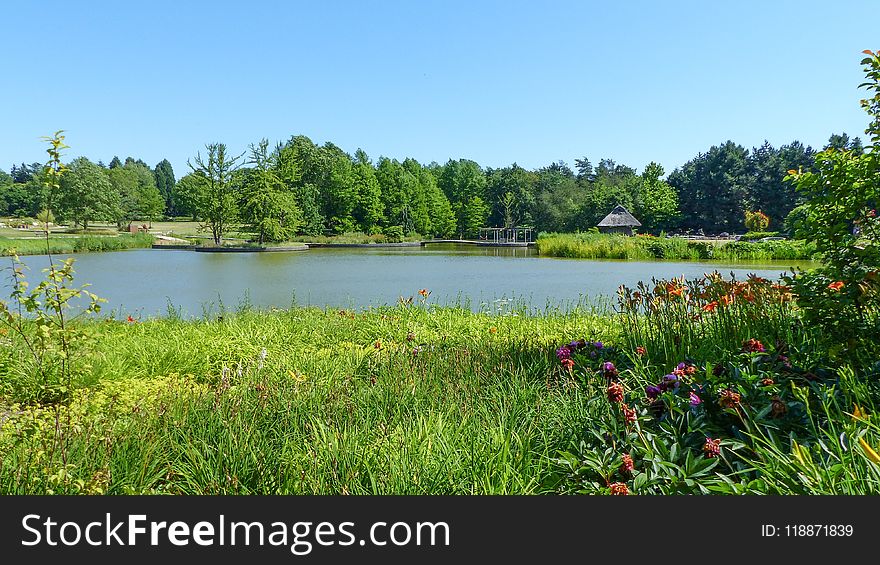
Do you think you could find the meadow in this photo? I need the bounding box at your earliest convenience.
[1,270,878,495]
[537,232,817,261]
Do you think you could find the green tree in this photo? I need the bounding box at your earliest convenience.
[636,162,680,233]
[784,50,880,354]
[153,159,176,213]
[57,157,120,230]
[188,143,243,245]
[239,139,302,244]
[351,149,384,232]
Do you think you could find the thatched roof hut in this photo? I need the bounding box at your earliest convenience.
[597,205,642,235]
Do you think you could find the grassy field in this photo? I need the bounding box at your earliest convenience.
[537,232,818,261]
[1,271,878,494]
[0,233,154,256]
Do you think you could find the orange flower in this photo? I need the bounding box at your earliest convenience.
[488,326,497,334]
[418,288,431,297]
[720,294,733,306]
[828,281,844,292]
[702,301,718,312]
[126,315,136,323]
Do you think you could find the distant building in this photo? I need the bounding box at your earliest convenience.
[596,205,642,236]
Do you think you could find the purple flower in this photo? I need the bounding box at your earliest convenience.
[646,385,662,399]
[568,340,582,350]
[603,361,616,373]
[593,341,604,349]
[556,347,571,361]
[589,351,598,359]
[660,374,679,391]
[677,362,687,371]
[689,392,702,406]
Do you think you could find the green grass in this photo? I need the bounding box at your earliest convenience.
[1,274,878,495]
[0,233,154,256]
[537,232,818,261]
[0,305,614,494]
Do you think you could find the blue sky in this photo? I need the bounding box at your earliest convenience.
[1,1,876,177]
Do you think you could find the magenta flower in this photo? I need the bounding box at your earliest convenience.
[689,392,702,406]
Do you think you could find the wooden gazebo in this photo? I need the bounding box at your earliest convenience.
[597,205,642,236]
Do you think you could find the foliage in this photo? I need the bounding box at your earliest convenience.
[238,139,302,244]
[536,232,816,261]
[744,209,770,232]
[188,143,244,245]
[783,50,880,358]
[57,158,120,230]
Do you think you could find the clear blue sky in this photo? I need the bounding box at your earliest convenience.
[1,1,876,177]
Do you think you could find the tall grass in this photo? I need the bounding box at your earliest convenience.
[0,233,153,256]
[537,232,817,261]
[0,305,615,494]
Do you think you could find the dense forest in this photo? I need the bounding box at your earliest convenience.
[0,132,865,241]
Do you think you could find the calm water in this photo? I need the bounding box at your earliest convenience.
[11,245,814,317]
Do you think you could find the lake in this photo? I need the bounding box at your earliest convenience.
[10,245,814,317]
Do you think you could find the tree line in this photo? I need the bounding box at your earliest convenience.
[0,132,864,240]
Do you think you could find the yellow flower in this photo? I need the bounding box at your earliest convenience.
[288,370,307,382]
[488,326,497,334]
[858,437,880,464]
[853,405,866,420]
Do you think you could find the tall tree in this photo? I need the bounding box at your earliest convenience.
[635,162,680,233]
[188,143,243,245]
[153,159,176,213]
[351,149,384,232]
[239,139,302,244]
[57,157,120,230]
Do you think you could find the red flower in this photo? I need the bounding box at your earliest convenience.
[742,338,765,353]
[126,315,136,323]
[621,403,637,424]
[719,389,742,409]
[636,346,647,357]
[620,454,634,474]
[609,482,629,495]
[561,358,575,371]
[606,382,624,404]
[703,437,721,458]
[827,281,844,292]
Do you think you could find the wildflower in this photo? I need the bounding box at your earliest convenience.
[761,377,775,386]
[620,454,634,474]
[719,389,741,409]
[720,294,733,306]
[593,341,604,350]
[702,301,718,312]
[561,358,575,371]
[869,209,877,218]
[770,396,788,418]
[568,340,585,350]
[660,373,679,391]
[374,340,383,349]
[703,437,722,458]
[689,392,702,406]
[609,482,629,495]
[418,288,431,298]
[636,346,646,357]
[556,347,571,361]
[126,315,136,323]
[742,338,765,353]
[406,332,416,342]
[606,382,624,404]
[645,384,662,400]
[412,346,423,355]
[603,361,618,378]
[488,326,497,334]
[827,281,845,292]
[621,403,637,424]
[778,355,792,368]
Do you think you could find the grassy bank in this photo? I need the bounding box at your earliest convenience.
[1,273,879,494]
[0,233,154,256]
[537,232,818,261]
